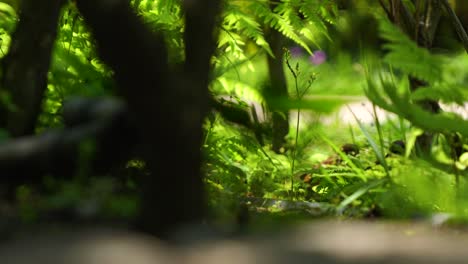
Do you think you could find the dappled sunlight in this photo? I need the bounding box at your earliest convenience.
[2,0,468,262]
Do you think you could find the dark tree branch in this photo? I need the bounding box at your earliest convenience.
[209,96,265,145]
[420,0,443,47]
[0,97,135,198]
[440,0,468,53]
[378,0,391,19]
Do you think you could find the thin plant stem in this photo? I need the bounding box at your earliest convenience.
[372,104,385,157]
[284,49,314,199]
[290,75,300,197]
[285,50,299,199]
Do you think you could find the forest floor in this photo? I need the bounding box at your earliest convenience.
[2,219,468,264]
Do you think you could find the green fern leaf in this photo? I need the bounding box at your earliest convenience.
[379,19,443,84]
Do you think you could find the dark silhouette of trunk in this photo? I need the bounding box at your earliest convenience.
[76,0,221,238]
[266,29,289,153]
[0,0,64,137]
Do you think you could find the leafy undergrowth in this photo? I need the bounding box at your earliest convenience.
[203,111,468,231]
[2,0,468,236]
[2,108,468,234]
[0,163,143,229]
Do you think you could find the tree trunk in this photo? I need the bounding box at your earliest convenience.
[266,29,289,153]
[76,0,221,238]
[0,0,64,137]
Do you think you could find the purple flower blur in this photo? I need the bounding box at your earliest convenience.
[309,50,327,65]
[289,46,304,58]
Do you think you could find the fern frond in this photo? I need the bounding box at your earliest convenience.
[212,51,260,79]
[411,84,468,106]
[366,72,468,138]
[213,76,265,103]
[253,1,312,54]
[300,0,335,42]
[379,19,443,84]
[136,0,185,62]
[218,29,248,60]
[223,3,273,56]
